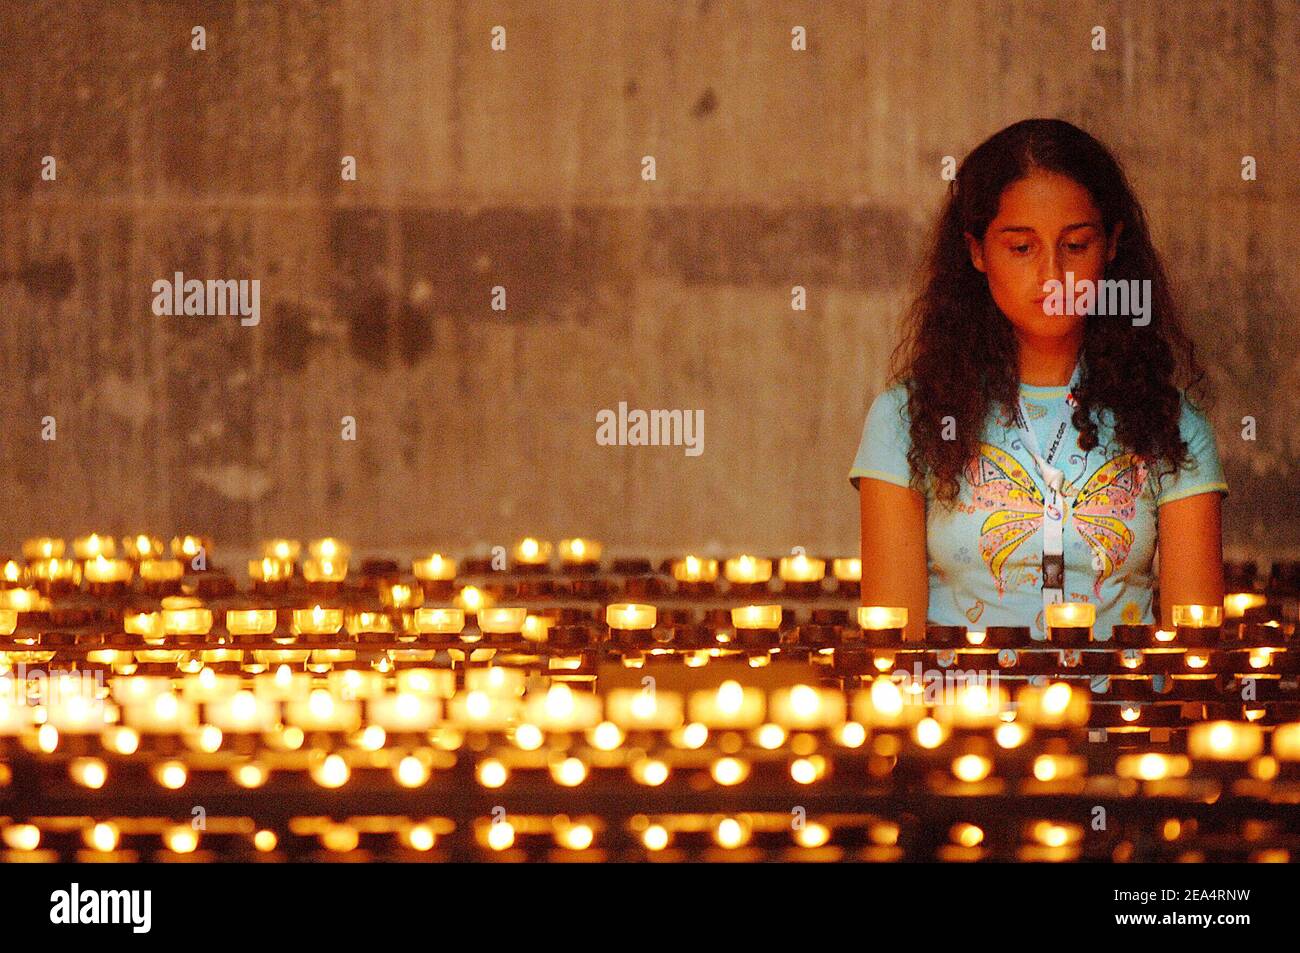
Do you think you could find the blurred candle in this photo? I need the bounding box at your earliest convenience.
[606,688,684,730]
[770,685,845,729]
[73,534,116,560]
[477,607,528,634]
[559,538,602,566]
[0,588,45,612]
[261,539,302,562]
[455,585,489,614]
[0,609,17,636]
[368,693,439,731]
[1173,604,1223,628]
[286,690,361,732]
[1224,593,1266,620]
[832,558,862,582]
[779,553,825,583]
[724,556,772,584]
[1272,723,1300,761]
[124,612,165,640]
[1018,682,1089,727]
[523,683,601,730]
[345,611,393,636]
[1045,602,1095,630]
[206,691,276,732]
[521,614,553,643]
[412,608,466,636]
[83,556,133,584]
[606,603,657,631]
[380,582,423,609]
[731,605,782,630]
[858,606,908,631]
[1188,720,1263,761]
[672,555,718,583]
[22,537,65,560]
[226,609,277,636]
[308,538,350,563]
[292,606,343,636]
[170,536,208,560]
[140,559,184,583]
[162,605,213,636]
[122,535,164,560]
[513,537,552,566]
[412,555,456,581]
[303,558,347,583]
[249,558,293,584]
[27,558,77,584]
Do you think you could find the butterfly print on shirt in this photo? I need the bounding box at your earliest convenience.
[964,443,1149,598]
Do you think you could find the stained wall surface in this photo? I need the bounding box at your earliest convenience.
[1,0,1296,560]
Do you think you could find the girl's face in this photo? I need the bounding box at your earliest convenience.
[965,170,1121,342]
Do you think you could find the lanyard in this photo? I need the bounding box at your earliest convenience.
[1014,363,1082,612]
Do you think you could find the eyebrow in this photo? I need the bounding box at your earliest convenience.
[997,222,1101,234]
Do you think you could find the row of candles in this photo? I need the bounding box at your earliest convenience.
[4,663,1299,761]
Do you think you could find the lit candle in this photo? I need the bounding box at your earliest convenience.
[1224,593,1267,620]
[1045,602,1095,630]
[286,690,361,732]
[249,558,293,584]
[123,692,199,732]
[368,693,439,731]
[292,606,344,636]
[454,585,489,614]
[778,553,825,583]
[851,677,923,728]
[523,683,602,730]
[0,588,46,612]
[513,537,552,566]
[605,603,657,631]
[411,608,466,636]
[345,611,394,636]
[1272,723,1300,762]
[253,667,313,700]
[559,538,602,566]
[606,688,684,730]
[447,691,519,730]
[302,558,348,583]
[1188,720,1263,762]
[730,605,782,630]
[124,611,165,641]
[261,539,302,562]
[162,605,213,637]
[73,534,116,560]
[464,667,526,696]
[724,556,772,585]
[1017,682,1089,727]
[140,559,184,583]
[832,558,862,582]
[380,582,423,609]
[122,535,165,560]
[771,684,845,729]
[858,606,908,631]
[308,538,350,563]
[412,555,457,581]
[21,537,64,561]
[327,669,385,699]
[672,556,718,584]
[0,609,17,636]
[1172,604,1223,628]
[170,536,209,560]
[205,690,276,732]
[477,607,528,635]
[26,559,77,585]
[83,556,133,584]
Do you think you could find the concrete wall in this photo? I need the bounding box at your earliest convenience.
[0,0,1296,560]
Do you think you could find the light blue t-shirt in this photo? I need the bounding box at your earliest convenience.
[849,382,1228,638]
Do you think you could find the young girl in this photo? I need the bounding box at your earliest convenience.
[849,118,1226,641]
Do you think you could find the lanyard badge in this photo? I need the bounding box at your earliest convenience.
[1014,364,1082,612]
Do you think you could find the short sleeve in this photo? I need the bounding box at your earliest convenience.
[848,385,913,491]
[1153,395,1228,505]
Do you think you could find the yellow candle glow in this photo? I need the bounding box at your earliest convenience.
[261,539,302,562]
[308,538,350,562]
[1044,602,1096,629]
[477,607,528,634]
[292,606,344,636]
[455,585,489,613]
[122,535,165,560]
[249,558,293,583]
[0,588,46,612]
[302,558,347,583]
[226,609,277,636]
[140,559,184,582]
[778,553,826,583]
[1224,593,1267,619]
[605,603,657,631]
[170,536,208,560]
[464,667,527,696]
[1018,682,1089,727]
[513,537,552,565]
[22,537,65,561]
[0,609,17,636]
[1172,604,1223,628]
[345,611,393,636]
[523,683,602,730]
[286,690,361,732]
[368,693,440,731]
[606,689,684,730]
[672,556,718,583]
[730,605,782,630]
[724,555,773,584]
[832,558,862,582]
[412,555,457,581]
[124,612,164,640]
[448,691,519,730]
[162,606,213,636]
[1188,720,1264,761]
[522,614,554,643]
[73,534,116,560]
[771,684,845,729]
[412,608,466,635]
[83,556,133,584]
[858,606,908,631]
[1272,724,1300,761]
[380,582,423,609]
[559,538,602,565]
[26,559,77,583]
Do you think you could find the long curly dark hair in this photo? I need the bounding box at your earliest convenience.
[890,118,1207,504]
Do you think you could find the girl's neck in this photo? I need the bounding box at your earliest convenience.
[1016,331,1083,387]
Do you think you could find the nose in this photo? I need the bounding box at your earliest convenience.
[1038,245,1065,291]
